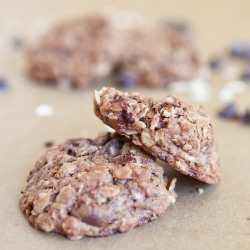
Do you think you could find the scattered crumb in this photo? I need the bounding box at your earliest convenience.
[44,141,54,148]
[196,187,204,194]
[209,57,225,71]
[0,78,8,91]
[241,109,250,125]
[219,88,235,103]
[240,68,250,81]
[218,102,239,120]
[230,42,250,59]
[35,104,54,117]
[219,80,247,103]
[246,217,250,220]
[189,78,210,102]
[169,78,210,102]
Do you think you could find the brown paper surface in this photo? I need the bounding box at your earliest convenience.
[0,1,250,249]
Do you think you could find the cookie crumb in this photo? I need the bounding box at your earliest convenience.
[44,141,54,148]
[196,187,204,194]
[209,57,224,71]
[241,109,250,125]
[0,78,8,91]
[230,42,250,59]
[35,104,54,117]
[240,68,250,81]
[218,102,239,120]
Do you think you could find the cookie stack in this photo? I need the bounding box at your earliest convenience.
[19,87,220,240]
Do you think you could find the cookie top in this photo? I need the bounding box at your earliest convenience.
[19,133,176,239]
[94,88,220,184]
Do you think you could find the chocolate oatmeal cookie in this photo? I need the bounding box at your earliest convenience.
[27,13,201,88]
[19,133,176,239]
[27,14,116,88]
[114,24,201,88]
[94,88,220,184]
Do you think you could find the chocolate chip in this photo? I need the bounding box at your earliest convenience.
[241,109,250,125]
[44,141,54,148]
[0,78,8,91]
[120,109,135,125]
[209,57,224,71]
[66,148,76,156]
[117,73,136,89]
[218,103,239,120]
[230,42,250,59]
[240,68,250,81]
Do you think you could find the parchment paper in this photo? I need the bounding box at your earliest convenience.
[0,1,249,249]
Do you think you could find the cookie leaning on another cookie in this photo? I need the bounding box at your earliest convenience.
[19,133,176,240]
[94,87,220,184]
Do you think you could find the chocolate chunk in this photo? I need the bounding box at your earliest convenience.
[218,103,239,120]
[209,57,224,71]
[240,68,250,81]
[0,78,8,91]
[241,109,250,125]
[230,42,250,59]
[44,141,54,148]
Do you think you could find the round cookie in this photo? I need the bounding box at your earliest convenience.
[27,13,202,89]
[94,87,220,184]
[27,14,116,88]
[19,133,176,239]
[114,23,201,88]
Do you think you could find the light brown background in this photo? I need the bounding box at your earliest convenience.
[0,1,250,250]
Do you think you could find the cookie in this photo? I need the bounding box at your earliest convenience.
[94,88,220,184]
[27,13,201,89]
[114,24,201,88]
[19,133,176,239]
[27,14,116,88]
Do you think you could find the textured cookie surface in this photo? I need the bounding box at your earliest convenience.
[19,133,176,239]
[94,88,220,184]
